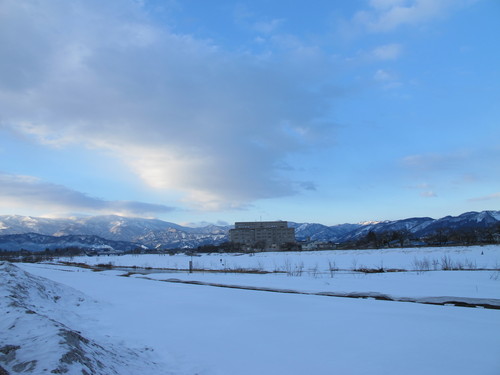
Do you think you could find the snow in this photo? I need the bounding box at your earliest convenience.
[61,244,500,272]
[130,269,500,301]
[3,245,500,374]
[358,220,383,225]
[490,211,500,221]
[0,262,177,375]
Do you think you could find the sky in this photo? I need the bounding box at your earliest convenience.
[0,0,499,226]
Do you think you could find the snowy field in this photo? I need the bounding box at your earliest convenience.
[60,244,500,273]
[2,245,500,374]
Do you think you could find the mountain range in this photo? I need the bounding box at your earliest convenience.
[0,233,142,252]
[0,211,499,251]
[291,211,499,244]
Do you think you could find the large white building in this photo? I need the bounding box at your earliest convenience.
[229,221,296,250]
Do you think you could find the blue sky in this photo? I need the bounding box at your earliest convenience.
[0,0,499,226]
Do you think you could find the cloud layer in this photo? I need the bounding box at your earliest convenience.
[468,193,500,202]
[0,0,333,210]
[353,0,476,33]
[0,173,174,216]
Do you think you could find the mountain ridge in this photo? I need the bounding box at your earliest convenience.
[0,233,143,252]
[0,211,499,250]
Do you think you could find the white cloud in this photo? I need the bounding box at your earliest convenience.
[468,192,500,202]
[371,43,403,60]
[406,182,431,190]
[253,19,284,34]
[420,191,437,198]
[373,69,401,89]
[353,0,476,33]
[400,148,500,196]
[374,69,394,81]
[369,0,410,10]
[401,152,468,170]
[0,173,174,216]
[0,0,334,210]
[233,5,284,35]
[406,182,437,198]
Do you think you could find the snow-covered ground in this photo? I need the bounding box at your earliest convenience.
[2,245,500,374]
[131,268,500,303]
[60,244,500,272]
[0,262,177,375]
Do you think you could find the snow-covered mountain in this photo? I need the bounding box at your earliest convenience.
[336,217,435,243]
[290,212,499,244]
[0,211,498,250]
[291,222,362,242]
[412,211,500,238]
[0,215,230,250]
[0,233,141,252]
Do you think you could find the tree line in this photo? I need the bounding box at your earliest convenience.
[340,223,500,250]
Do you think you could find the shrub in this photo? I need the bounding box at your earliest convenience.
[328,260,338,277]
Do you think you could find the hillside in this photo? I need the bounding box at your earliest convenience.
[0,211,498,250]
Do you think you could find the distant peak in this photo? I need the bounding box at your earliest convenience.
[358,220,383,225]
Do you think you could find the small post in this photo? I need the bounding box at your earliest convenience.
[189,260,193,273]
